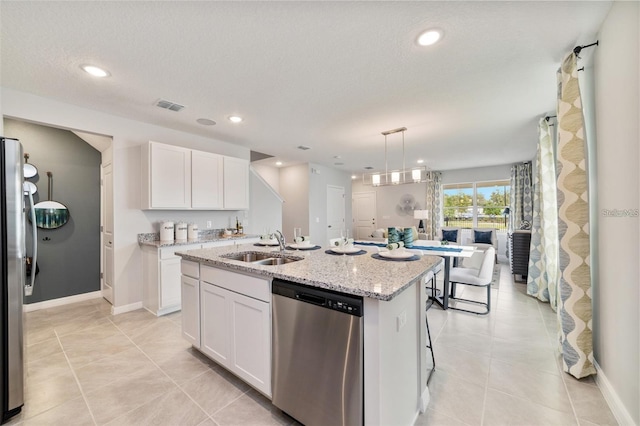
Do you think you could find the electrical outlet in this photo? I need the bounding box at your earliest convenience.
[206,221,212,229]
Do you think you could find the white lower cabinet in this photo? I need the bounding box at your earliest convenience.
[143,238,259,316]
[142,243,201,316]
[180,268,200,348]
[184,264,271,397]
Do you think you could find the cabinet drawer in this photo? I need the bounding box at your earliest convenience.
[201,266,270,302]
[160,244,201,259]
[181,260,200,279]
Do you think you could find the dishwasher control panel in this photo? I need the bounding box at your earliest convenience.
[272,279,363,317]
[326,299,361,316]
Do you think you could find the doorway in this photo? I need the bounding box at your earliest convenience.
[326,185,345,241]
[352,191,377,239]
[2,118,113,306]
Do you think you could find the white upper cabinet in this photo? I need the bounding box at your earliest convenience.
[142,141,248,210]
[223,156,249,210]
[192,150,223,209]
[142,142,191,209]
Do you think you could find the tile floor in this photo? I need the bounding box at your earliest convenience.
[7,261,617,426]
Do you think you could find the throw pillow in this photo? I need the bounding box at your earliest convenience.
[371,229,384,238]
[474,230,493,244]
[442,229,458,243]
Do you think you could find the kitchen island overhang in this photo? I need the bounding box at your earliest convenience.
[177,243,440,426]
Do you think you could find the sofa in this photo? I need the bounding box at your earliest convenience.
[364,227,427,242]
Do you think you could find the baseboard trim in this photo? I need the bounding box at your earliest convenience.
[111,301,143,315]
[594,359,636,426]
[23,291,102,312]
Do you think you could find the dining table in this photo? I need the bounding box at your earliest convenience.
[354,240,479,310]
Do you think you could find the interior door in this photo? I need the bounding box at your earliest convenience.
[101,162,113,304]
[326,185,345,241]
[352,191,377,239]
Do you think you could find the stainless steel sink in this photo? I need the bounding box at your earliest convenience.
[221,251,303,265]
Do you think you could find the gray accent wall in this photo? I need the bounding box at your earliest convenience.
[3,118,101,303]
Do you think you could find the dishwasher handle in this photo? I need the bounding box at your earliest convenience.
[296,292,326,306]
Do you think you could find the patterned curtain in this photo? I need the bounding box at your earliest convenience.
[527,118,560,308]
[509,162,533,232]
[424,171,442,239]
[555,52,594,379]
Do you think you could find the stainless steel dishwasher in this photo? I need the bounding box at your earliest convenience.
[272,279,363,426]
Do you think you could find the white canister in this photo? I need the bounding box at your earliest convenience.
[175,222,188,240]
[160,221,175,241]
[188,223,199,240]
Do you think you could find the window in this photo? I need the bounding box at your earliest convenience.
[443,180,510,230]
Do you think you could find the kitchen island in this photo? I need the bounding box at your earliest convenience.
[177,243,440,426]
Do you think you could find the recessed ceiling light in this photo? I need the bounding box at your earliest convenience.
[417,159,424,164]
[351,175,357,180]
[417,29,442,46]
[228,116,243,123]
[196,118,216,126]
[275,161,283,166]
[81,64,110,77]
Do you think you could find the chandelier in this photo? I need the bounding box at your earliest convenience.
[362,127,429,186]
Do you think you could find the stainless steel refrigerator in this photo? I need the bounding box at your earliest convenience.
[0,137,34,423]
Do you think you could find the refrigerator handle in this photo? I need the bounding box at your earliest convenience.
[25,189,37,296]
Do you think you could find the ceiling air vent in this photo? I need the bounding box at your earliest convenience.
[297,145,311,150]
[155,99,185,112]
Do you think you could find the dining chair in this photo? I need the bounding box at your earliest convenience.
[448,247,495,315]
[466,228,498,262]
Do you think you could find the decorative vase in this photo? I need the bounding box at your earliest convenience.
[387,227,400,244]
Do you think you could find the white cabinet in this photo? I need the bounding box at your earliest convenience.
[144,238,259,317]
[223,156,250,210]
[192,151,223,209]
[180,262,200,348]
[200,282,232,364]
[141,141,249,210]
[142,243,201,316]
[141,142,191,209]
[196,265,271,396]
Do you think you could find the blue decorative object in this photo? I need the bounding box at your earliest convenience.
[387,227,400,244]
[442,229,458,243]
[474,230,493,244]
[402,228,414,247]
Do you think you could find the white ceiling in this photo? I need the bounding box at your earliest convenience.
[0,1,611,173]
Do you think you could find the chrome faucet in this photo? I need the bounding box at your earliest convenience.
[274,230,286,252]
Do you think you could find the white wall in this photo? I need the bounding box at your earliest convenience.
[593,2,639,424]
[352,180,426,231]
[279,164,309,242]
[308,163,353,245]
[441,164,513,185]
[248,169,282,235]
[1,87,250,310]
[251,163,280,192]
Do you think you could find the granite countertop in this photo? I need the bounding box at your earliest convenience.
[138,231,259,248]
[176,243,441,301]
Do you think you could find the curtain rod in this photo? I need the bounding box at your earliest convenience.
[573,40,599,56]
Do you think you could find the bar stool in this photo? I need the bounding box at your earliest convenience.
[424,270,436,383]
